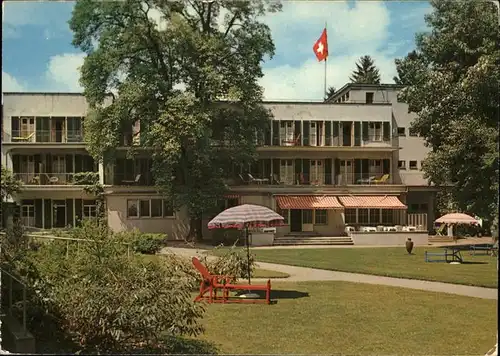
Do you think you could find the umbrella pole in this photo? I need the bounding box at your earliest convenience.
[246,225,251,285]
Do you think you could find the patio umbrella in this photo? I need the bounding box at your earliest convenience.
[435,213,479,225]
[208,204,285,285]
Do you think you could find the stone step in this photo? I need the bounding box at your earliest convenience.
[273,236,353,246]
[274,241,353,245]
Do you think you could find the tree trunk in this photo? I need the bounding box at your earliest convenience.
[186,217,203,242]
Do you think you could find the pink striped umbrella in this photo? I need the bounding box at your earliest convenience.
[435,213,479,225]
[208,204,284,286]
[208,204,285,230]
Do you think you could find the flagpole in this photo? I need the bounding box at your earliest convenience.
[324,22,327,100]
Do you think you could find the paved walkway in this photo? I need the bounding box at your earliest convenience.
[162,247,498,300]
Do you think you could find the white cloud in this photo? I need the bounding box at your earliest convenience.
[260,54,397,101]
[2,71,25,92]
[260,1,399,100]
[45,53,86,92]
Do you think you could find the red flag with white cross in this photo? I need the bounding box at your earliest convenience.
[313,28,328,62]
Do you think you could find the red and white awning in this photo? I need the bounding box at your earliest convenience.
[275,195,343,210]
[338,195,407,209]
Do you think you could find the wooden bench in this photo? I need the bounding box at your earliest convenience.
[425,250,452,263]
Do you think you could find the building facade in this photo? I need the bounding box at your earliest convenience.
[1,83,438,239]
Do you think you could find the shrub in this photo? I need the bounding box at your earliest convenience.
[15,220,209,353]
[116,230,167,254]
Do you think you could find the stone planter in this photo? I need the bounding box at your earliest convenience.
[405,238,414,254]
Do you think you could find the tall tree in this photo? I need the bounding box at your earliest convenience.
[69,0,281,241]
[325,86,336,99]
[396,0,499,230]
[349,55,381,84]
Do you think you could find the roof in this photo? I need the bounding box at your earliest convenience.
[325,83,405,102]
[338,195,407,209]
[275,195,343,210]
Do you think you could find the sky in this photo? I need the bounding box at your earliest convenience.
[2,1,432,101]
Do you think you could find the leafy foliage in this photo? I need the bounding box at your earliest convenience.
[69,0,281,241]
[200,245,256,282]
[117,229,168,254]
[349,55,381,84]
[1,165,22,201]
[5,220,211,353]
[396,0,499,228]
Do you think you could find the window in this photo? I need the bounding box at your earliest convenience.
[369,209,380,224]
[382,209,393,224]
[83,200,97,218]
[420,203,428,212]
[163,200,174,217]
[409,161,418,170]
[139,200,150,217]
[127,200,139,218]
[345,209,356,224]
[365,92,374,104]
[315,210,327,225]
[409,128,418,137]
[398,160,406,170]
[358,209,369,224]
[151,199,162,217]
[302,209,313,224]
[21,203,35,227]
[397,127,406,136]
[368,122,382,141]
[128,199,175,218]
[21,205,35,218]
[277,207,289,225]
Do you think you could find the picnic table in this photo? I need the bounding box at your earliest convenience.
[426,245,467,263]
[442,245,465,263]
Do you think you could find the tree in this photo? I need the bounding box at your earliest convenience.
[349,55,381,84]
[1,165,22,202]
[69,0,281,241]
[393,50,426,86]
[325,86,336,99]
[396,0,499,229]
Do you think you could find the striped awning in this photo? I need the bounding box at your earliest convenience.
[338,195,407,209]
[275,195,343,210]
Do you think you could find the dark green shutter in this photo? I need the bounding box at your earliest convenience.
[35,199,43,228]
[43,199,52,229]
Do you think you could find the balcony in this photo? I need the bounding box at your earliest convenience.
[260,120,394,151]
[109,173,154,186]
[6,129,84,143]
[234,172,393,186]
[13,172,99,186]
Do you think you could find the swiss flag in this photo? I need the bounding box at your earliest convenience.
[313,28,328,62]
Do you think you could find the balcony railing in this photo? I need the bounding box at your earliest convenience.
[106,173,154,186]
[233,172,393,186]
[8,130,84,143]
[14,172,98,185]
[269,134,391,147]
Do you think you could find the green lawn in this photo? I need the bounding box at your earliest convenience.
[252,268,289,279]
[213,247,498,288]
[198,281,497,355]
